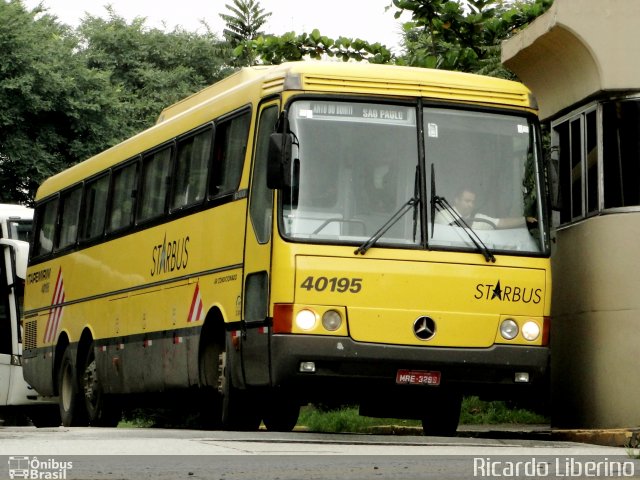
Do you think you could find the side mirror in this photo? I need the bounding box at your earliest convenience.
[267,133,293,189]
[0,239,29,280]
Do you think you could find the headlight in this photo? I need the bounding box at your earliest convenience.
[500,319,519,340]
[295,309,317,330]
[322,310,342,331]
[522,321,541,341]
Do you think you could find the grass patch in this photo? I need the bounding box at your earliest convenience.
[298,406,420,433]
[119,396,549,431]
[298,396,548,433]
[459,396,548,425]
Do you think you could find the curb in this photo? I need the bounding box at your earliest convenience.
[361,424,640,448]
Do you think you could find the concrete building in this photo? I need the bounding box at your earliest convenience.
[502,0,640,428]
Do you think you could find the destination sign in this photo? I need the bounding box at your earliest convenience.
[294,102,416,125]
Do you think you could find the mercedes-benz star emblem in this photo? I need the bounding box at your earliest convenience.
[413,316,436,341]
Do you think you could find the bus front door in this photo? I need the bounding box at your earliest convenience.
[241,103,279,387]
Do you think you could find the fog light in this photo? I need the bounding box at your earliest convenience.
[500,319,519,340]
[322,310,342,331]
[522,321,540,341]
[515,372,530,383]
[295,309,317,330]
[300,361,316,373]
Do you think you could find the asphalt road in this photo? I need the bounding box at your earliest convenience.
[0,427,637,480]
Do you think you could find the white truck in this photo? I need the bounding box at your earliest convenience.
[0,204,59,427]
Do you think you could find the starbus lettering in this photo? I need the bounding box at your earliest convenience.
[474,280,542,304]
[151,234,189,277]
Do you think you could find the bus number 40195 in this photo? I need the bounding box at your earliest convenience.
[299,276,363,293]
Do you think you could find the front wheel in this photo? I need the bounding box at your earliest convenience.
[262,389,300,432]
[421,392,462,437]
[81,343,121,427]
[219,350,261,431]
[57,347,88,427]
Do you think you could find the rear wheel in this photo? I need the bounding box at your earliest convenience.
[421,392,462,437]
[81,343,121,427]
[57,347,88,427]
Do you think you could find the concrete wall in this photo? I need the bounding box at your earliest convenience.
[552,214,640,428]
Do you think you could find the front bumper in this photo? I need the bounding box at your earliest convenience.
[270,334,549,401]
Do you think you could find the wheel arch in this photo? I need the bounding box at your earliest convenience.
[76,327,95,374]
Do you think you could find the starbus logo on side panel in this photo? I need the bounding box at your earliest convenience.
[150,233,190,277]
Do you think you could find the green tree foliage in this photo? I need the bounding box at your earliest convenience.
[237,29,393,65]
[394,0,553,76]
[0,0,120,204]
[0,0,552,204]
[220,0,272,65]
[78,8,233,136]
[220,0,272,45]
[0,2,233,203]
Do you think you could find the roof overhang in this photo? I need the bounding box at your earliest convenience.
[502,0,640,120]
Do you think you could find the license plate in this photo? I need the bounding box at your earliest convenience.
[396,369,441,386]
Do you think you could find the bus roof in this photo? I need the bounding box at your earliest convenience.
[35,61,535,201]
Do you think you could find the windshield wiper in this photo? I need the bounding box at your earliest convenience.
[430,164,496,263]
[354,196,419,255]
[355,166,421,256]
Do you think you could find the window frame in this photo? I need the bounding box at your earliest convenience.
[208,108,252,202]
[136,143,174,225]
[551,96,640,229]
[170,124,215,213]
[80,172,111,244]
[29,105,254,265]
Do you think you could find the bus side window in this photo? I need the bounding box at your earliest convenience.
[81,174,109,241]
[138,146,173,222]
[33,198,58,258]
[172,127,212,210]
[57,186,82,250]
[108,162,138,233]
[210,111,251,198]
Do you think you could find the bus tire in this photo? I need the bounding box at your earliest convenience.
[28,405,61,428]
[57,347,89,427]
[262,392,300,432]
[81,343,121,427]
[219,350,261,431]
[421,392,462,437]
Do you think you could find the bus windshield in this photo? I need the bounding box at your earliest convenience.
[7,219,32,242]
[280,99,546,256]
[282,100,421,249]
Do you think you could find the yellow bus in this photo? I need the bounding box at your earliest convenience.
[22,61,551,434]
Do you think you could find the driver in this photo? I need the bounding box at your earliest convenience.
[436,188,536,230]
